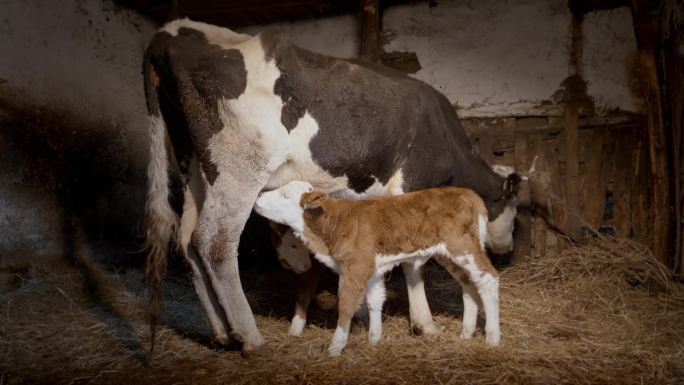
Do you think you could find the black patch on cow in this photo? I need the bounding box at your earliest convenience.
[261,29,510,212]
[144,27,248,185]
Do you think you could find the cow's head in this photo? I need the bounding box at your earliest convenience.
[254,180,313,235]
[486,166,521,254]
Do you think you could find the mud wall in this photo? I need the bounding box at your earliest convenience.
[0,0,155,264]
[0,0,642,264]
[242,0,640,118]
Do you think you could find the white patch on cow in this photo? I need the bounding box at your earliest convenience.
[478,214,487,251]
[265,110,405,199]
[207,35,290,176]
[333,168,405,200]
[161,18,252,45]
[375,243,447,276]
[275,228,311,274]
[491,164,516,178]
[178,156,204,252]
[487,203,516,254]
[329,326,349,356]
[289,314,306,336]
[266,112,349,192]
[146,115,178,247]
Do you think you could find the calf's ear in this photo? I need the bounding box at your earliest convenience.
[300,192,327,209]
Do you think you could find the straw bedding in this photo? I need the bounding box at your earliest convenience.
[1,237,683,385]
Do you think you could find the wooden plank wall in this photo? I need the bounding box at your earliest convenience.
[461,115,651,258]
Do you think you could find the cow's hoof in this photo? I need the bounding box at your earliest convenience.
[214,333,232,346]
[241,342,269,358]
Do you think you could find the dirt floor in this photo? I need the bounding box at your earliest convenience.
[1,237,683,385]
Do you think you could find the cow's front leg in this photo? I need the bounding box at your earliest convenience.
[290,258,322,336]
[401,263,438,335]
[193,172,269,356]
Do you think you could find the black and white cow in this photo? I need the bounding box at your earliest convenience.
[142,19,520,355]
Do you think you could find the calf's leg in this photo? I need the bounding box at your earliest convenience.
[448,251,501,346]
[289,258,322,336]
[365,275,386,345]
[434,255,480,340]
[329,263,371,356]
[401,263,438,335]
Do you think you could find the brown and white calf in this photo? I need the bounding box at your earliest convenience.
[269,222,324,335]
[254,181,501,356]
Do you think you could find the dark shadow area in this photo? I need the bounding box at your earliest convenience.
[0,99,147,267]
[62,215,147,362]
[1,98,150,360]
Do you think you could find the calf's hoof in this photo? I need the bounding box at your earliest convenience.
[412,322,439,336]
[485,330,501,346]
[459,328,475,341]
[288,315,306,336]
[328,345,344,357]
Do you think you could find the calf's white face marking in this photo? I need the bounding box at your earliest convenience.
[254,180,313,234]
[275,228,311,274]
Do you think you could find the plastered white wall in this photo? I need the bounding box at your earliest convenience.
[239,14,359,59]
[0,0,155,125]
[0,0,156,262]
[244,0,640,117]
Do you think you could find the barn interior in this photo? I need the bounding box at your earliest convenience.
[1,0,683,384]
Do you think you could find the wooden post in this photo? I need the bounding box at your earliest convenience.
[660,0,684,275]
[360,0,381,63]
[564,14,584,243]
[630,0,674,266]
[514,129,532,262]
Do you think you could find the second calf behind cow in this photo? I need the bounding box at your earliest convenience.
[255,181,501,356]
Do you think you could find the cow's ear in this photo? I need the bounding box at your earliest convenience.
[301,192,327,209]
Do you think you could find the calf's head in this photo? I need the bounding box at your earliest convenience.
[254,181,314,234]
[270,223,312,273]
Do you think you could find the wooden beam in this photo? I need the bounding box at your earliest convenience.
[359,0,381,63]
[564,15,584,242]
[513,130,532,263]
[630,0,674,266]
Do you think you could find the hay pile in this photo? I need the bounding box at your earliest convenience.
[1,237,683,385]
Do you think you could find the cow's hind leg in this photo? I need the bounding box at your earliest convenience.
[401,263,438,335]
[177,167,233,346]
[193,173,270,355]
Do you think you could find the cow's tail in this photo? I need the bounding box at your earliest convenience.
[142,56,179,357]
